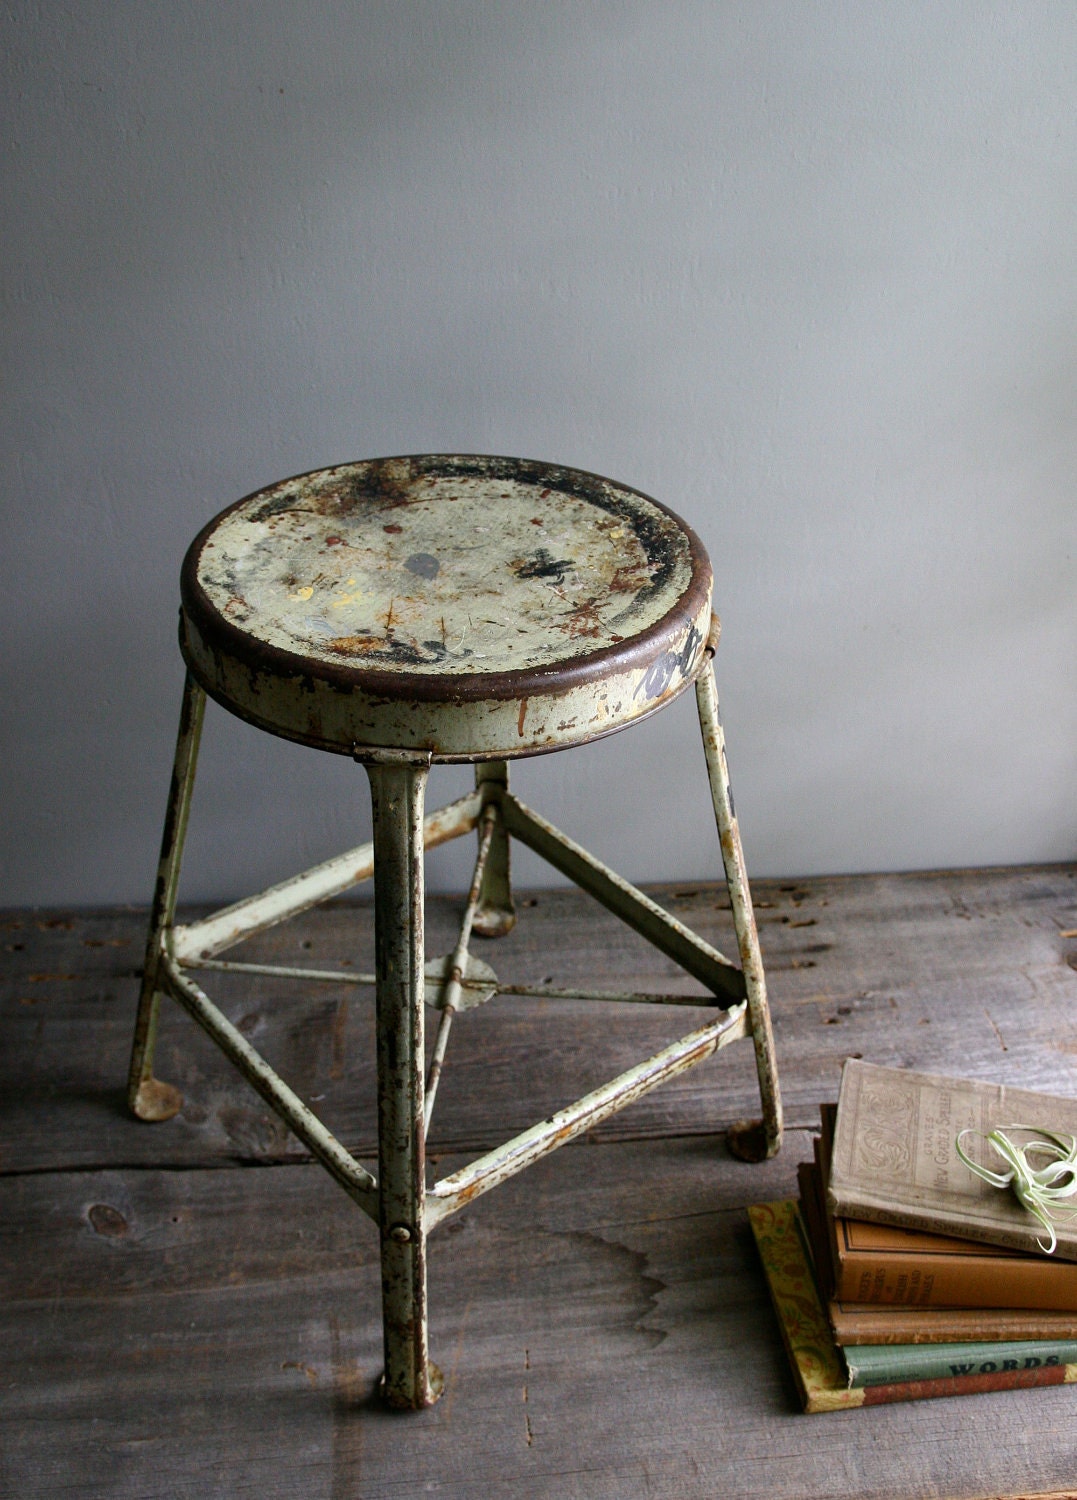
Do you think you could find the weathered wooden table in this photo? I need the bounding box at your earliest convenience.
[3,865,1076,1496]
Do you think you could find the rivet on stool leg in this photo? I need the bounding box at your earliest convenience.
[365,751,444,1409]
[471,760,516,938]
[695,637,783,1162]
[128,671,205,1122]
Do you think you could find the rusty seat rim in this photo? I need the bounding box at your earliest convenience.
[179,453,713,707]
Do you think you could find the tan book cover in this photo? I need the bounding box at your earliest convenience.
[827,1060,1077,1262]
[815,1107,1077,1310]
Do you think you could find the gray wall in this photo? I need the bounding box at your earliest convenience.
[3,2,1075,908]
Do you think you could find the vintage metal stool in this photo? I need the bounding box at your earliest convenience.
[129,454,782,1408]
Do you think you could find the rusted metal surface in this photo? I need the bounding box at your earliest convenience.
[434,804,498,1017]
[423,952,498,1011]
[180,959,724,1008]
[130,456,783,1411]
[179,455,712,759]
[423,804,498,1129]
[159,954,379,1216]
[127,671,205,1122]
[182,956,379,984]
[472,761,516,936]
[426,1005,749,1226]
[172,788,481,962]
[695,653,783,1161]
[497,791,747,1004]
[364,751,442,1409]
[478,982,725,1006]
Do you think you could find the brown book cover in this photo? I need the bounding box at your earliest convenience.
[798,1160,1077,1344]
[816,1104,1077,1311]
[798,1156,836,1296]
[827,1060,1077,1261]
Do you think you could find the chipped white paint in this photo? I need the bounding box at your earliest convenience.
[181,456,713,759]
[192,457,696,675]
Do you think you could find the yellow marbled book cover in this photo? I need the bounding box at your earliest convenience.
[748,1199,865,1411]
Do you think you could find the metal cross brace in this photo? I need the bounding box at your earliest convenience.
[128,649,782,1407]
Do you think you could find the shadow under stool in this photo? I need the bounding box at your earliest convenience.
[128,453,783,1409]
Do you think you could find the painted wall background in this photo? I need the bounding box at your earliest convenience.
[2,1,1074,907]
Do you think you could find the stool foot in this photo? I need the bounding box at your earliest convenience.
[131,1077,184,1122]
[379,1361,444,1411]
[472,907,516,939]
[725,1118,776,1163]
[472,762,516,938]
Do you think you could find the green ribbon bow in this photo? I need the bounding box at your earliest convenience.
[955,1125,1077,1254]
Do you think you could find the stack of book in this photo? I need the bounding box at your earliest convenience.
[750,1059,1077,1411]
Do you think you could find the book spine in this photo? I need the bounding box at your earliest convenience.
[797,1161,835,1297]
[855,1362,1072,1409]
[829,1303,1077,1345]
[748,1199,1077,1415]
[831,1233,1077,1311]
[844,1339,1077,1388]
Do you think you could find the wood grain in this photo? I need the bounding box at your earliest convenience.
[3,866,1075,1174]
[2,864,1076,1497]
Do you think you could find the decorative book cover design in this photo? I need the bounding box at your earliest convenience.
[810,1114,1077,1312]
[827,1061,1077,1261]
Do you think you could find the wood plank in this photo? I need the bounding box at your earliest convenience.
[2,866,1075,1174]
[3,866,1077,1498]
[4,1134,1077,1499]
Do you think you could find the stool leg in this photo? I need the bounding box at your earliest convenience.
[366,755,443,1409]
[127,671,206,1121]
[472,760,516,938]
[695,660,783,1161]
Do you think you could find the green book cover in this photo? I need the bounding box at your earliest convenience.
[844,1337,1077,1388]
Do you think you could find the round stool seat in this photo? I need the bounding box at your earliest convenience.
[180,454,712,760]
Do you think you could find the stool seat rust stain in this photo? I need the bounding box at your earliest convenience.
[179,455,712,759]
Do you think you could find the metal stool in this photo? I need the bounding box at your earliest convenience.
[128,454,782,1408]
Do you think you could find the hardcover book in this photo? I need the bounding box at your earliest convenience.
[829,1297,1077,1349]
[810,1113,1077,1311]
[843,1334,1077,1388]
[797,1161,1077,1345]
[827,1061,1077,1261]
[748,1199,1077,1413]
